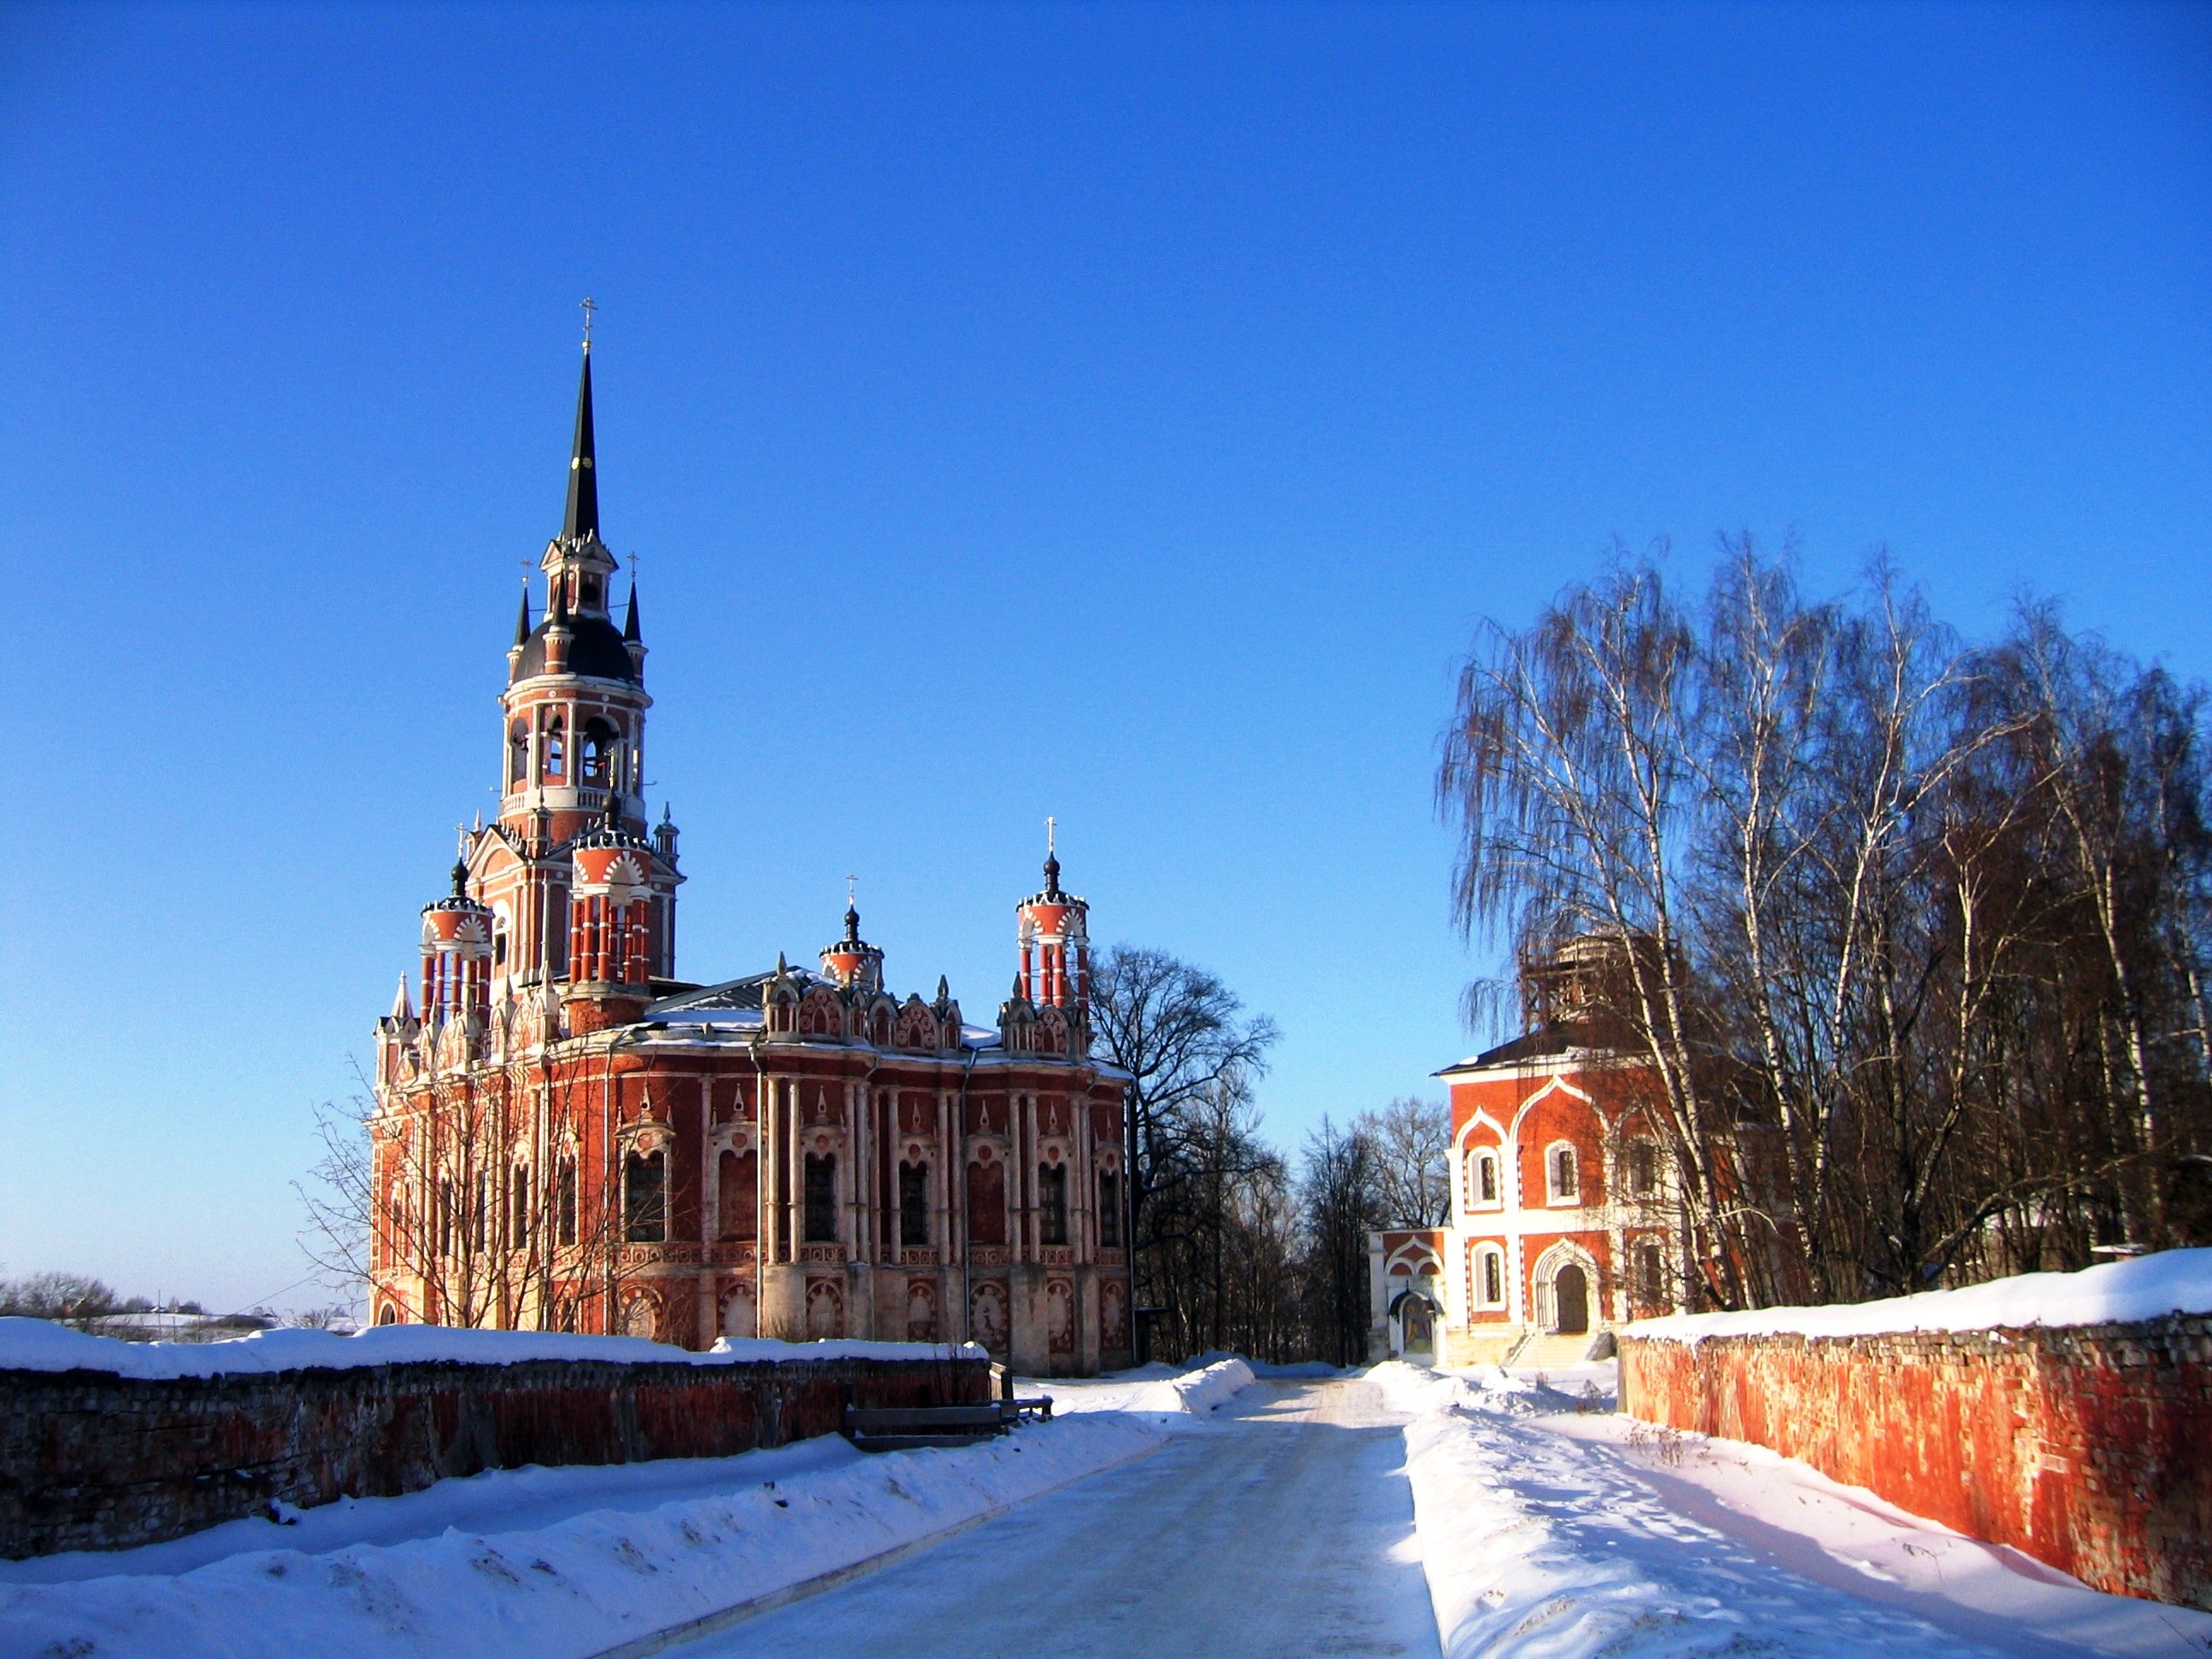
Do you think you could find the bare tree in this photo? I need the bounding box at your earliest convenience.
[1088,945,1278,1353]
[1356,1097,1451,1227]
[1300,1117,1380,1367]
[1441,538,2212,1306]
[299,1056,632,1332]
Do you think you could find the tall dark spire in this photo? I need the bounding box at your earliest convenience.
[562,346,599,542]
[513,584,532,647]
[622,576,641,642]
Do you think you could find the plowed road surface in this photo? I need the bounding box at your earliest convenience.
[678,1377,1441,1658]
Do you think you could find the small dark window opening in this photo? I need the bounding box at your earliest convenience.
[1627,1141,1658,1199]
[899,1162,929,1247]
[556,1160,578,1247]
[1098,1172,1121,1248]
[582,718,617,784]
[1552,1146,1579,1201]
[1482,1251,1504,1304]
[804,1154,837,1243]
[509,723,528,787]
[1038,1162,1068,1246]
[1636,1243,1666,1308]
[624,1150,667,1243]
[581,577,601,608]
[493,923,508,969]
[510,1166,530,1249]
[545,727,566,780]
[1477,1154,1497,1203]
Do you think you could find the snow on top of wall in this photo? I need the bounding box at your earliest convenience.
[0,1318,985,1380]
[1627,1247,2212,1344]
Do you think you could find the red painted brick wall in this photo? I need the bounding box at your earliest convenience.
[0,1352,989,1560]
[1619,1316,2211,1610]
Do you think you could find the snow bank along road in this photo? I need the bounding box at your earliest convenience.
[8,1355,2209,1659]
[674,1374,1441,1659]
[1373,1361,2212,1659]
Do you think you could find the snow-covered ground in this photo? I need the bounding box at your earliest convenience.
[4,1351,2203,1658]
[0,1412,1163,1658]
[1374,1359,2212,1659]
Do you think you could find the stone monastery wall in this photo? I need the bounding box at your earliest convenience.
[1619,1313,2212,1610]
[1,1348,987,1559]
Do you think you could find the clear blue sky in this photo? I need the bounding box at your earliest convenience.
[2,3,2206,1313]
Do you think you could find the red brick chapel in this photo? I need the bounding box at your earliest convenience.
[369,342,1134,1374]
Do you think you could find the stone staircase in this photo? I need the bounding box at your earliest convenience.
[1503,1330,1608,1372]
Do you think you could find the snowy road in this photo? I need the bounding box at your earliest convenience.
[674,1377,1442,1659]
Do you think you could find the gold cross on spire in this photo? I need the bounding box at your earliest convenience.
[580,295,597,349]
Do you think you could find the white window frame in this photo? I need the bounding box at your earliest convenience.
[1466,1148,1503,1210]
[1473,1245,1507,1309]
[1545,1140,1581,1206]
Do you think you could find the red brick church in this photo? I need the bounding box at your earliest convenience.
[369,343,1134,1374]
[1370,938,1697,1370]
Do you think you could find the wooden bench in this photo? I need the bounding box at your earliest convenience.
[840,1396,1056,1452]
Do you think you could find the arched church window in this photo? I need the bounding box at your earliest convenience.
[624,1150,667,1243]
[510,1165,530,1249]
[1627,1139,1659,1199]
[1548,1144,1580,1203]
[581,718,618,784]
[899,1161,929,1248]
[1038,1162,1068,1246]
[492,919,508,969]
[1474,1151,1499,1205]
[1478,1248,1505,1307]
[509,722,528,788]
[804,1154,837,1243]
[580,576,601,609]
[556,1158,578,1247]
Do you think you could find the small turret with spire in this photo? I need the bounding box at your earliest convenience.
[820,879,885,993]
[1016,817,1091,1011]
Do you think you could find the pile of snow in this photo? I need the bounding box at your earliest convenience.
[1628,1247,2212,1345]
[1372,1359,2210,1656]
[0,1416,1161,1659]
[1044,1355,1257,1418]
[0,1317,982,1380]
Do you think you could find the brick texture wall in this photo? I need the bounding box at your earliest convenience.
[1,1352,988,1559]
[1618,1315,2211,1610]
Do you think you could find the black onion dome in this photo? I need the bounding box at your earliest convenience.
[512,613,639,683]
